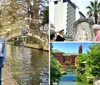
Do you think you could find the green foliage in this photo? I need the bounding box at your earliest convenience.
[86,0,100,23]
[66,68,74,72]
[14,40,20,46]
[61,71,66,75]
[76,54,87,75]
[26,40,39,44]
[77,43,100,78]
[87,43,100,77]
[50,55,62,85]
[77,74,87,82]
[42,6,49,25]
[65,61,71,66]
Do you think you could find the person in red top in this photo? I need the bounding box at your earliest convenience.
[92,24,100,41]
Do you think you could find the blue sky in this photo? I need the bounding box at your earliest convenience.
[52,42,93,53]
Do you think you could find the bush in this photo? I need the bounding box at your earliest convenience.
[65,61,71,66]
[61,71,66,75]
[14,40,20,46]
[50,55,62,85]
[77,74,88,83]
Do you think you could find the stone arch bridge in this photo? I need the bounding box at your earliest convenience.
[4,29,49,50]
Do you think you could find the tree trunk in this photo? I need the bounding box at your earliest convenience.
[32,0,40,34]
[94,14,98,24]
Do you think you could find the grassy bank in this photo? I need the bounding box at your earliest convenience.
[77,74,93,85]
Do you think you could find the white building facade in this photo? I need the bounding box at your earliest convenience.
[54,0,85,40]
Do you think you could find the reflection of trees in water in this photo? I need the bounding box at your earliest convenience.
[6,45,22,84]
[30,49,49,85]
[18,46,32,85]
[7,44,20,71]
[6,44,49,85]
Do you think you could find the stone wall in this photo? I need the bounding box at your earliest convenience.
[73,19,94,41]
[93,77,100,85]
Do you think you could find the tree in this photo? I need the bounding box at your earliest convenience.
[77,43,100,77]
[50,55,62,85]
[0,0,28,35]
[42,6,49,25]
[86,0,100,24]
[77,53,88,74]
[0,0,49,35]
[86,43,100,77]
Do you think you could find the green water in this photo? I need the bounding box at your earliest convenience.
[6,44,49,85]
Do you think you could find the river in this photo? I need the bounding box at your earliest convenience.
[6,44,49,85]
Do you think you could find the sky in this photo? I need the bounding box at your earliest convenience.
[49,0,100,24]
[52,42,93,53]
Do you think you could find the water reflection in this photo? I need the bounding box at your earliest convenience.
[59,75,77,85]
[6,44,49,85]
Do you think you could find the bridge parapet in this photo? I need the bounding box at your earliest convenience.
[4,29,49,48]
[5,29,21,41]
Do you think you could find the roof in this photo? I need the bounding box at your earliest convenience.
[52,49,78,56]
[63,53,78,56]
[52,49,64,53]
[79,11,85,18]
[54,0,79,9]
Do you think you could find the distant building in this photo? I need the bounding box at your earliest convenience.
[54,0,85,40]
[52,44,82,70]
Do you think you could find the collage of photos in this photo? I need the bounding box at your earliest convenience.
[0,0,100,85]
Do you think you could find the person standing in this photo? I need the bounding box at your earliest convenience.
[92,24,100,41]
[56,29,65,41]
[0,37,6,85]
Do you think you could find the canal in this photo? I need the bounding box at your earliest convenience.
[6,44,49,85]
[59,74,93,85]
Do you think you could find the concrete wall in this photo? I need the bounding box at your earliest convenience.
[54,0,64,32]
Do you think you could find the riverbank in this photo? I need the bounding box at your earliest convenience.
[2,67,19,85]
[6,42,49,51]
[24,43,49,51]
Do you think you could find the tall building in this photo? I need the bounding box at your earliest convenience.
[78,44,82,53]
[54,0,85,40]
